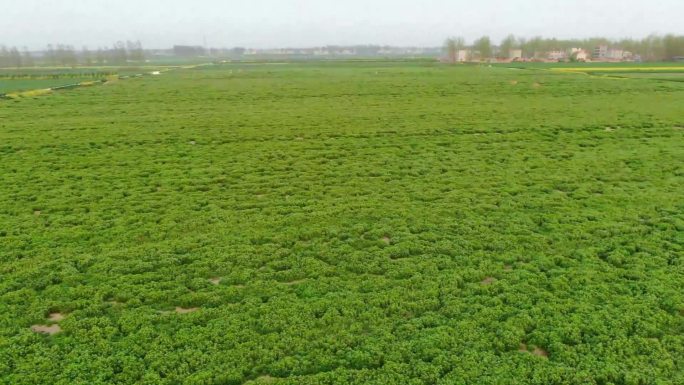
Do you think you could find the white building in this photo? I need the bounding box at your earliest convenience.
[606,49,624,60]
[570,48,589,61]
[456,49,470,62]
[509,49,522,60]
[548,50,566,61]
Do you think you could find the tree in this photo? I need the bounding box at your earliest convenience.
[96,48,105,64]
[499,34,518,59]
[444,38,456,63]
[0,46,24,68]
[9,47,22,67]
[0,46,8,68]
[127,40,145,62]
[46,44,56,66]
[521,36,543,59]
[663,34,684,60]
[473,36,492,61]
[112,41,128,64]
[641,34,664,61]
[22,47,34,67]
[82,46,93,66]
[444,37,465,63]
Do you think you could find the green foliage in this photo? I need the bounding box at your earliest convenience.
[0,62,683,384]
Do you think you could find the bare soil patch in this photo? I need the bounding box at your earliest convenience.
[532,347,549,357]
[175,307,199,314]
[34,210,41,216]
[48,312,65,321]
[209,277,222,285]
[281,279,307,286]
[31,324,61,335]
[481,277,496,285]
[381,236,391,245]
[519,343,549,358]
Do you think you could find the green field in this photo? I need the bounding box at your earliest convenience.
[0,67,168,93]
[1,62,683,385]
[0,78,104,93]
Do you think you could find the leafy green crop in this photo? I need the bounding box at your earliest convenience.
[0,62,682,385]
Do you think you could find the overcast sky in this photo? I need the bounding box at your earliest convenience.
[2,0,683,49]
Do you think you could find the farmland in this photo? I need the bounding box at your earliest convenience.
[0,61,683,385]
[0,67,169,94]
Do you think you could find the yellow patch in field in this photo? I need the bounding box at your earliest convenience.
[552,66,684,72]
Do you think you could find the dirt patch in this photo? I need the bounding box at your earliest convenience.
[532,347,549,357]
[504,265,513,271]
[532,82,542,88]
[34,210,41,216]
[281,279,307,286]
[604,127,615,132]
[31,324,62,335]
[48,312,65,321]
[175,307,199,314]
[481,277,496,285]
[209,277,222,285]
[519,343,549,358]
[510,80,518,85]
[253,375,277,383]
[381,236,391,245]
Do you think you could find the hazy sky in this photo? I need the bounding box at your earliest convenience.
[2,0,683,49]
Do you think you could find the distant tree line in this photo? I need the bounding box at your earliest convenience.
[0,46,34,68]
[444,34,684,61]
[0,41,145,68]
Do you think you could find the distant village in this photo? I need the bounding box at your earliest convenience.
[1,34,683,67]
[167,44,643,62]
[444,45,641,63]
[163,45,443,59]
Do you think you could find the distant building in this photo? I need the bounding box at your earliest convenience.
[570,48,589,61]
[456,49,470,62]
[508,49,522,60]
[593,45,609,59]
[548,50,566,61]
[606,49,624,60]
[593,45,630,61]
